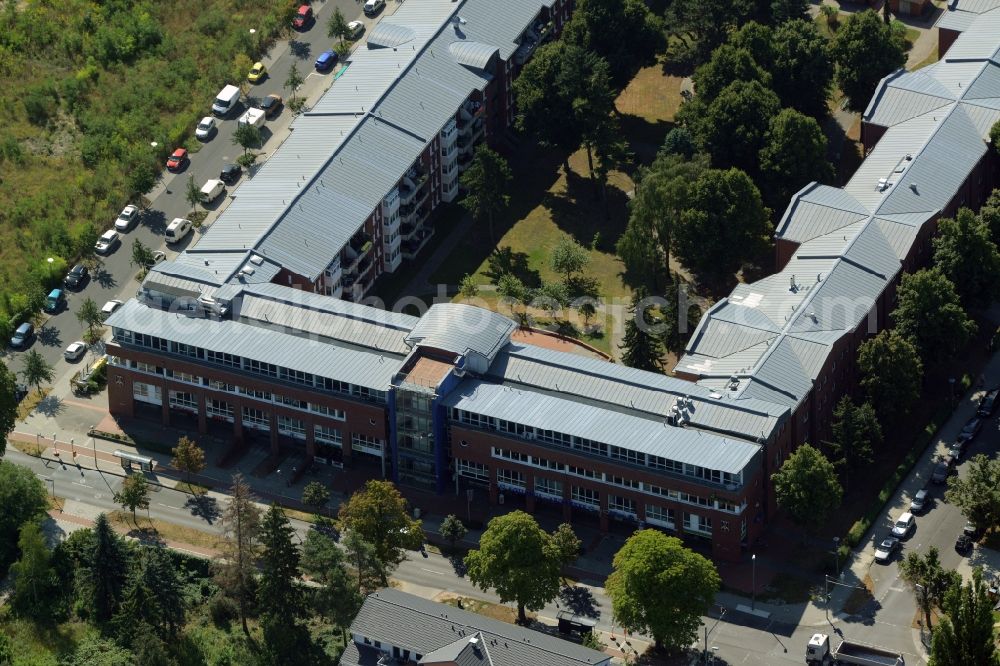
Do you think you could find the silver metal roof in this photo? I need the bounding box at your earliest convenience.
[366,22,417,48]
[449,41,500,70]
[488,343,787,441]
[346,589,609,666]
[106,299,404,391]
[936,1,1000,31]
[444,379,762,475]
[405,303,516,362]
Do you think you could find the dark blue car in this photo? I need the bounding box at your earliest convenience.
[315,50,338,72]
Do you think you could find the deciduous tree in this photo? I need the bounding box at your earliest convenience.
[769,19,833,118]
[114,473,150,524]
[945,454,1000,533]
[440,514,468,552]
[0,362,18,456]
[563,0,665,84]
[215,473,261,637]
[899,546,961,630]
[231,123,261,157]
[171,436,205,484]
[892,269,976,363]
[832,10,906,112]
[551,523,582,572]
[932,208,1000,309]
[185,175,201,213]
[673,167,772,283]
[857,330,923,423]
[759,108,833,209]
[338,480,424,586]
[342,530,385,593]
[9,521,58,620]
[771,444,843,535]
[0,462,48,569]
[20,349,54,395]
[285,61,304,102]
[606,530,720,653]
[464,511,562,624]
[327,7,349,41]
[76,297,103,340]
[929,568,1000,666]
[692,45,771,103]
[551,237,590,285]
[302,481,331,514]
[129,238,155,270]
[699,80,781,172]
[459,145,511,243]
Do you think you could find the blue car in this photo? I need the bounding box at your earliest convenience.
[315,50,338,72]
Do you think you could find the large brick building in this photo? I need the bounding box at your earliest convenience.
[105,3,1000,564]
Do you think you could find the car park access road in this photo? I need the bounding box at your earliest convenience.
[1,0,385,383]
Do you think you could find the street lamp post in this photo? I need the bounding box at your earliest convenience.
[702,606,726,664]
[751,554,757,611]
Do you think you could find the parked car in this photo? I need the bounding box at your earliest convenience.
[978,388,1000,417]
[891,512,915,539]
[909,488,929,514]
[315,49,338,72]
[949,440,965,460]
[259,94,283,119]
[931,460,951,484]
[874,536,899,564]
[151,250,166,265]
[963,522,983,540]
[956,532,973,554]
[64,264,89,290]
[220,163,242,185]
[166,147,188,172]
[248,62,267,83]
[115,205,139,232]
[364,0,385,16]
[957,416,983,443]
[101,300,123,318]
[165,217,193,245]
[94,229,120,255]
[346,20,365,39]
[44,288,65,313]
[64,341,87,362]
[293,4,313,29]
[10,322,34,349]
[195,116,216,141]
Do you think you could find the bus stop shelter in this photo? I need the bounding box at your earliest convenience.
[113,450,155,472]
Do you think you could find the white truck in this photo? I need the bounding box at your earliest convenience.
[806,633,904,666]
[212,84,241,116]
[200,179,225,203]
[237,107,266,129]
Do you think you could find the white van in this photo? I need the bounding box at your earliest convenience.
[212,85,241,116]
[237,107,266,129]
[165,217,193,244]
[200,179,225,203]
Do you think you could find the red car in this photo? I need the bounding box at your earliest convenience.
[166,148,188,172]
[293,5,313,29]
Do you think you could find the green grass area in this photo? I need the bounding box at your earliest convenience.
[0,0,296,335]
[0,613,91,666]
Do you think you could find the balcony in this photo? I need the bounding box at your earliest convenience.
[383,188,400,215]
[458,116,484,138]
[441,177,459,203]
[458,100,484,127]
[384,247,402,273]
[402,229,434,260]
[383,211,401,235]
[440,118,458,148]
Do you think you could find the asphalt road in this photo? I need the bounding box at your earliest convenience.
[0,0,376,380]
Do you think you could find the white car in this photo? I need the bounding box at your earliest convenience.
[94,229,120,255]
[363,0,384,16]
[64,341,87,362]
[873,536,899,564]
[152,250,166,265]
[114,205,139,232]
[195,116,216,141]
[891,512,915,539]
[101,300,123,318]
[347,20,364,39]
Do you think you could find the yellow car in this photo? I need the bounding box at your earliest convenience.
[248,62,267,83]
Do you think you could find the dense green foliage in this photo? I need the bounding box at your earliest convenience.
[0,462,49,570]
[930,569,1000,666]
[563,0,665,84]
[831,10,907,112]
[899,546,961,630]
[338,480,424,586]
[829,396,881,490]
[0,0,295,322]
[932,208,1000,309]
[606,530,720,652]
[892,269,977,363]
[857,330,923,423]
[620,287,663,372]
[758,108,833,209]
[945,455,1000,533]
[771,444,843,533]
[464,511,563,624]
[0,362,17,457]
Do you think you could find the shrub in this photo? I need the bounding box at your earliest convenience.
[22,81,59,125]
[208,593,238,627]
